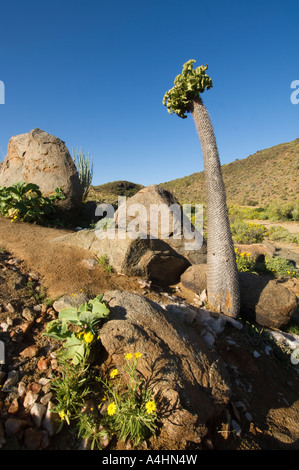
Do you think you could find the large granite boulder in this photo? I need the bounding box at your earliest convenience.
[100,290,231,447]
[238,272,298,328]
[180,266,298,329]
[52,228,190,286]
[0,128,83,222]
[115,185,207,264]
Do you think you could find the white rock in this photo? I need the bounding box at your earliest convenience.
[30,403,47,428]
[0,323,8,331]
[18,381,27,397]
[23,390,39,408]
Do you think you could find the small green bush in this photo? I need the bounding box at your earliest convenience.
[234,248,256,272]
[0,181,65,226]
[264,256,298,278]
[230,220,267,244]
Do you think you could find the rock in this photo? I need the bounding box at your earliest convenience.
[53,293,89,312]
[0,128,83,222]
[8,398,19,415]
[4,417,28,436]
[239,272,298,328]
[21,308,35,322]
[52,229,191,287]
[5,303,15,314]
[18,381,27,397]
[24,427,43,450]
[180,264,207,293]
[42,401,60,436]
[20,345,39,358]
[235,243,275,263]
[30,403,47,428]
[100,290,231,446]
[23,390,39,408]
[2,370,19,392]
[37,357,51,371]
[115,184,207,265]
[180,267,298,329]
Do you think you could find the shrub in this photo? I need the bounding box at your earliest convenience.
[264,256,298,278]
[98,352,158,446]
[230,220,267,244]
[235,248,256,272]
[267,226,299,246]
[0,181,65,225]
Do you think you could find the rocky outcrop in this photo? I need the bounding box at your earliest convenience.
[238,272,298,328]
[180,266,298,329]
[100,290,231,447]
[52,228,190,286]
[115,185,207,264]
[0,128,82,222]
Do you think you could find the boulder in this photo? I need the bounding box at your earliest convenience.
[115,185,207,264]
[0,128,82,222]
[180,264,207,293]
[52,228,190,286]
[100,290,231,447]
[239,272,298,328]
[235,243,275,263]
[180,266,298,329]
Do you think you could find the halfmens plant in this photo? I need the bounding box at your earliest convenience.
[163,60,240,318]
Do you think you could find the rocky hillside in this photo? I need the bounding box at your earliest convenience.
[88,181,144,205]
[160,138,299,206]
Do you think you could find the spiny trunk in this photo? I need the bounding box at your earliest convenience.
[191,97,240,318]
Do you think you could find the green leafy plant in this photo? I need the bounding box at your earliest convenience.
[163,60,213,119]
[0,181,65,225]
[264,256,298,278]
[97,254,114,274]
[50,357,91,430]
[230,220,267,244]
[73,148,93,201]
[98,352,158,446]
[43,294,110,364]
[234,248,256,272]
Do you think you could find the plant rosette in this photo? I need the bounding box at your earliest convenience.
[43,294,110,364]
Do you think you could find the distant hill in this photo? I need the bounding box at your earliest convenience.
[88,138,299,207]
[88,180,144,205]
[160,138,299,206]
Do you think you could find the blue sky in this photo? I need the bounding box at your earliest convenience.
[0,0,298,187]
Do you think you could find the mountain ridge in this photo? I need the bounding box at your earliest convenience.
[89,138,299,207]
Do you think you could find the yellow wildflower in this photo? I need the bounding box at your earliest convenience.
[107,402,117,416]
[125,353,133,360]
[59,410,66,420]
[83,331,94,344]
[145,400,156,414]
[135,352,142,359]
[110,368,118,379]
